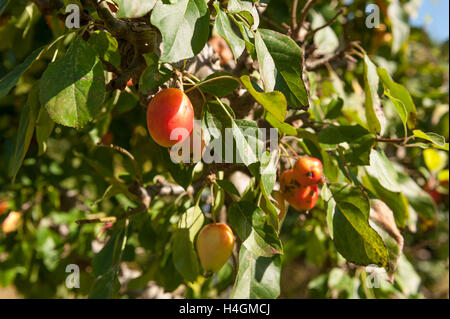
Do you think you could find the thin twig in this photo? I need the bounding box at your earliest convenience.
[375,136,415,145]
[96,143,142,184]
[295,0,317,39]
[305,8,344,39]
[76,203,147,226]
[291,0,299,30]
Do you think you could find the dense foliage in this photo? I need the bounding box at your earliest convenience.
[0,0,448,299]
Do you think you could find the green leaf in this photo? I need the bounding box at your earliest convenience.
[227,0,259,29]
[178,206,205,241]
[9,84,40,183]
[331,184,389,267]
[139,53,172,95]
[259,150,278,196]
[172,229,200,282]
[396,171,436,221]
[363,174,409,229]
[114,0,157,18]
[306,226,327,267]
[159,145,197,190]
[94,184,127,206]
[395,254,421,296]
[233,119,262,166]
[377,68,417,129]
[230,245,281,299]
[318,125,376,166]
[89,267,120,299]
[256,29,309,108]
[151,0,209,63]
[365,150,401,191]
[423,148,448,173]
[35,105,55,156]
[322,185,335,239]
[265,112,297,136]
[258,151,280,230]
[0,46,44,99]
[216,179,241,197]
[228,201,282,257]
[240,75,287,122]
[0,0,10,15]
[39,38,105,129]
[213,3,245,61]
[413,130,448,148]
[310,10,339,56]
[92,230,123,277]
[87,30,121,68]
[388,0,410,54]
[323,97,343,119]
[363,54,385,135]
[198,72,240,97]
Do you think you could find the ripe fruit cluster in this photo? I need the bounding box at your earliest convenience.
[196,223,235,274]
[280,157,324,211]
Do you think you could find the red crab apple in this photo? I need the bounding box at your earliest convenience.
[126,78,134,87]
[293,157,324,186]
[280,169,319,211]
[280,169,296,192]
[0,201,8,216]
[196,223,235,273]
[147,88,194,148]
[285,184,319,211]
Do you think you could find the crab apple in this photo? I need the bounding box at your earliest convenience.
[280,169,297,193]
[196,223,235,273]
[126,78,134,87]
[100,132,114,145]
[147,88,194,148]
[293,157,324,186]
[2,211,22,234]
[0,201,8,216]
[284,184,319,211]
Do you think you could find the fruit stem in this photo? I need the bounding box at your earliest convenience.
[279,144,293,168]
[210,184,216,223]
[97,143,142,184]
[282,141,301,159]
[183,75,207,105]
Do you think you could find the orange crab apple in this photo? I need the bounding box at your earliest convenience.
[2,211,22,234]
[293,157,324,186]
[280,169,297,193]
[196,223,235,273]
[126,78,134,87]
[147,88,194,148]
[0,201,8,216]
[284,184,319,211]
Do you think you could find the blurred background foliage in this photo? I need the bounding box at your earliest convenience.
[0,0,448,299]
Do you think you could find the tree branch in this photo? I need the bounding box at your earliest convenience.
[295,0,317,40]
[291,0,299,30]
[305,8,344,39]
